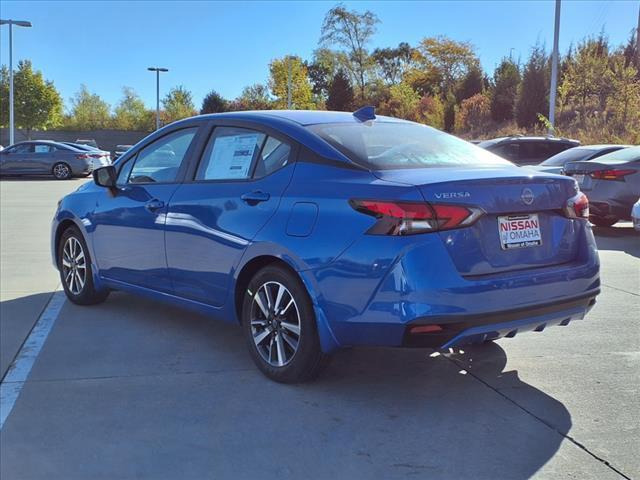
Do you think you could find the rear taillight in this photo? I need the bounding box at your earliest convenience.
[75,154,89,160]
[89,154,103,159]
[350,199,484,235]
[589,169,635,181]
[564,192,589,219]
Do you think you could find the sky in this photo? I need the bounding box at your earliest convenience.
[1,0,638,112]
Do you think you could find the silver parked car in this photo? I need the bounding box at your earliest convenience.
[564,146,640,227]
[0,140,108,180]
[529,144,630,174]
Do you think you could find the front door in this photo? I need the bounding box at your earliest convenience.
[165,125,296,306]
[90,127,199,292]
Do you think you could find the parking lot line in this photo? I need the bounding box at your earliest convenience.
[0,289,66,429]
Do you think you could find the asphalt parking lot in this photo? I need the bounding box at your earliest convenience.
[0,177,638,480]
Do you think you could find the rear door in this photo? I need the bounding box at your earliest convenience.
[31,143,56,173]
[165,122,297,306]
[91,126,201,291]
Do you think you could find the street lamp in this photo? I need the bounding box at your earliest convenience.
[147,67,168,130]
[0,19,32,145]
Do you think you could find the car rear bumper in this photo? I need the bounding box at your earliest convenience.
[402,292,597,348]
[311,221,600,350]
[590,201,632,220]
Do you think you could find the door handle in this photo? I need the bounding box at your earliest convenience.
[241,191,270,205]
[145,199,165,212]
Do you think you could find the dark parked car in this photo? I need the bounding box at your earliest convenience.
[479,136,580,165]
[530,145,630,174]
[0,140,106,179]
[564,146,640,227]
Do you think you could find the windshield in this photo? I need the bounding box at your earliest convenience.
[541,147,594,166]
[308,122,511,170]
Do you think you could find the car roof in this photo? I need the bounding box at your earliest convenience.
[479,136,579,147]
[196,110,409,126]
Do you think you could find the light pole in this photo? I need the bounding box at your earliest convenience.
[0,19,32,145]
[147,67,168,130]
[548,0,561,134]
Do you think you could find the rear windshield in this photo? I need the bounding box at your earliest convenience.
[593,146,640,164]
[540,147,594,166]
[308,122,511,170]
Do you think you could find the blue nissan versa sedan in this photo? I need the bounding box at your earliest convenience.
[51,108,600,382]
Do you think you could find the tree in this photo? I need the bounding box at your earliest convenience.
[417,94,445,129]
[455,93,491,132]
[414,36,479,97]
[380,82,420,121]
[491,58,520,122]
[306,48,341,100]
[268,56,315,109]
[456,64,484,102]
[0,61,63,138]
[68,84,110,130]
[516,45,549,128]
[326,69,354,111]
[233,83,273,110]
[162,86,196,124]
[113,87,153,131]
[201,89,228,114]
[372,42,415,85]
[320,3,380,101]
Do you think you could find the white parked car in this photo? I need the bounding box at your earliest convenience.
[632,198,640,231]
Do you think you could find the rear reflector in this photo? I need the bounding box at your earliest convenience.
[589,169,635,181]
[410,325,443,334]
[350,199,484,235]
[564,192,589,219]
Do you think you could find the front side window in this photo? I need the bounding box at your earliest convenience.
[10,144,33,154]
[308,122,510,170]
[196,127,266,181]
[128,128,197,184]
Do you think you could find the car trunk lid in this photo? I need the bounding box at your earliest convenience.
[373,166,581,276]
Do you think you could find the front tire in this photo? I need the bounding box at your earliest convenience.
[58,226,109,305]
[242,265,329,383]
[589,215,618,227]
[52,162,72,180]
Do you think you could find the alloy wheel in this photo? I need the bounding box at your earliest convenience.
[62,236,86,295]
[54,163,70,179]
[250,281,301,367]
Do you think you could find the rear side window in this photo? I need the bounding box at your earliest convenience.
[34,144,52,153]
[197,127,266,180]
[492,143,520,161]
[307,122,509,170]
[129,128,197,184]
[253,137,291,178]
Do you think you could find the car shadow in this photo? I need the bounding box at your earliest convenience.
[1,291,572,479]
[593,223,639,258]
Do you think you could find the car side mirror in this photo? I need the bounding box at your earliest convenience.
[93,165,117,188]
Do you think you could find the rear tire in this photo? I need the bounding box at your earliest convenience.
[589,215,618,227]
[52,162,72,180]
[58,226,109,305]
[242,265,329,383]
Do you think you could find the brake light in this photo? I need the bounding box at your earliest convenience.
[589,169,635,181]
[564,192,589,219]
[89,154,103,159]
[75,154,89,160]
[350,199,484,235]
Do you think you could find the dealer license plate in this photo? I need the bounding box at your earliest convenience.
[498,214,542,250]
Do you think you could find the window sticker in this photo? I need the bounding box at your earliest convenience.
[205,134,260,180]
